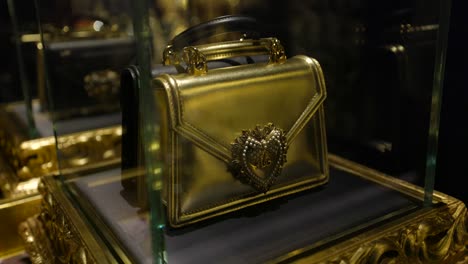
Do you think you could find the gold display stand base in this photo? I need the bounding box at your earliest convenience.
[0,102,121,198]
[0,102,121,258]
[19,179,114,264]
[0,194,41,259]
[18,155,468,264]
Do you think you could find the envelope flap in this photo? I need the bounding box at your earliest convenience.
[155,55,326,162]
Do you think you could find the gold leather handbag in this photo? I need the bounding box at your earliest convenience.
[154,37,329,227]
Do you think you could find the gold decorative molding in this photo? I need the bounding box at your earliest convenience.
[0,154,20,197]
[1,144,40,198]
[457,255,468,264]
[11,126,121,180]
[0,194,41,258]
[270,154,468,264]
[19,176,113,264]
[38,180,97,263]
[0,106,121,196]
[18,217,54,264]
[313,202,468,264]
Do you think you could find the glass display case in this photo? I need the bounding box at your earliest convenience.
[0,0,45,258]
[18,0,468,263]
[0,0,43,198]
[3,0,135,187]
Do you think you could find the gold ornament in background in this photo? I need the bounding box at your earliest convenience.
[83,69,120,102]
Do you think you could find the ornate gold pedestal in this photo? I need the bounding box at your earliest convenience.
[0,194,41,259]
[19,179,114,264]
[0,104,122,197]
[0,103,122,258]
[18,155,468,264]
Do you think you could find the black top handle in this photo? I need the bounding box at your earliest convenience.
[170,15,261,51]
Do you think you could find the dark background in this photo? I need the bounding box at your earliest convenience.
[435,0,468,204]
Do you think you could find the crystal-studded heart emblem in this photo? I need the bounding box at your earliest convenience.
[230,123,288,192]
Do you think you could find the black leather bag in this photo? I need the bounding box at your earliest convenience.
[39,37,136,119]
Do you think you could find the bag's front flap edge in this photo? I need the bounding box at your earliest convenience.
[156,56,326,164]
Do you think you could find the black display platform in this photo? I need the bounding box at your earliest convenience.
[69,167,419,264]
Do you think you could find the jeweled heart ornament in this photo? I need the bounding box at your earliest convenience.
[230,123,288,192]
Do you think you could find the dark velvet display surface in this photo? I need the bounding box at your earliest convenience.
[10,101,54,137]
[70,167,419,264]
[53,112,121,135]
[11,100,120,137]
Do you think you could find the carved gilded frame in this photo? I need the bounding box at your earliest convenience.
[0,104,121,197]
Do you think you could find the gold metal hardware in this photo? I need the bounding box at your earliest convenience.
[162,44,179,66]
[268,38,287,64]
[163,38,287,75]
[230,123,288,192]
[183,46,208,75]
